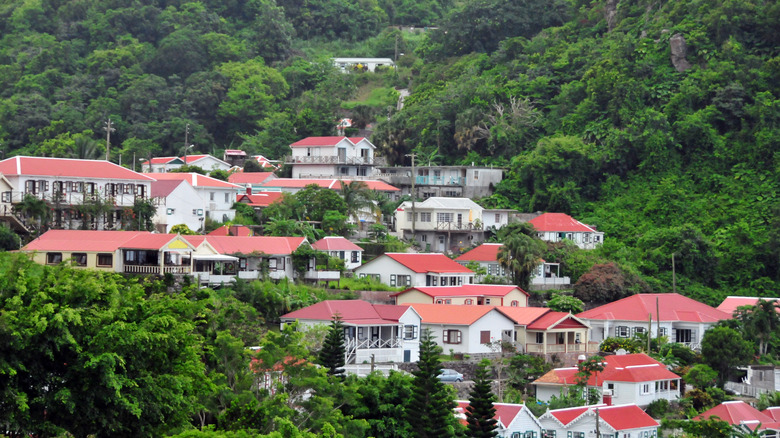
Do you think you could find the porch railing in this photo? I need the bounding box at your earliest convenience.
[124,265,191,274]
[346,337,402,350]
[525,342,597,354]
[434,221,482,231]
[284,155,386,166]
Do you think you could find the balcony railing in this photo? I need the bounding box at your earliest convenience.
[525,342,597,354]
[346,337,402,350]
[3,190,145,207]
[415,175,465,186]
[284,155,387,166]
[304,270,340,281]
[124,265,191,274]
[434,221,483,231]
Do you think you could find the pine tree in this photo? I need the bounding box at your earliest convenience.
[319,315,346,378]
[409,329,460,438]
[466,360,498,438]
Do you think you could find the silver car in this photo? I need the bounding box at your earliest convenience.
[437,368,464,382]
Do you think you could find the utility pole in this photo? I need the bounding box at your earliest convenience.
[184,123,190,163]
[671,253,676,294]
[405,153,417,234]
[103,119,115,161]
[595,408,601,437]
[394,33,399,62]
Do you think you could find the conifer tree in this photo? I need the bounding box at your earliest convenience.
[319,314,346,378]
[466,359,498,438]
[409,329,460,438]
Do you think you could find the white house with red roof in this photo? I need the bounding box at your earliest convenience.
[0,156,156,230]
[150,179,206,233]
[145,172,241,223]
[142,154,230,173]
[533,353,681,407]
[21,230,197,275]
[354,252,475,287]
[286,136,382,179]
[311,236,364,270]
[185,235,307,283]
[392,284,529,307]
[140,156,184,173]
[695,401,780,435]
[454,401,542,438]
[538,404,659,438]
[410,303,517,354]
[576,293,732,350]
[280,300,421,365]
[527,213,604,250]
[499,307,594,358]
[455,243,571,287]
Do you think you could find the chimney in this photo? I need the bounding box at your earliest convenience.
[602,389,613,406]
[246,186,252,195]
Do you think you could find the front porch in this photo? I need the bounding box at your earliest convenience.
[344,324,405,364]
[525,329,596,355]
[122,248,192,274]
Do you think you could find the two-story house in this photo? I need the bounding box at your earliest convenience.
[150,179,207,233]
[527,213,604,250]
[577,293,732,350]
[533,353,681,408]
[285,137,384,178]
[411,304,517,355]
[354,253,475,287]
[455,243,571,288]
[377,165,504,199]
[144,173,240,223]
[395,197,512,251]
[0,156,155,230]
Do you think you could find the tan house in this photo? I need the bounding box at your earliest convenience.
[499,307,593,356]
[392,284,529,307]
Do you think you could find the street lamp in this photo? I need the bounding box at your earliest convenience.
[184,144,194,165]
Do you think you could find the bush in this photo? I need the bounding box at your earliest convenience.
[599,337,641,353]
[646,399,669,418]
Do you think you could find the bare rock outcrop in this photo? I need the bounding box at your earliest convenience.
[670,33,692,72]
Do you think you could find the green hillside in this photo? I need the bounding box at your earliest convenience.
[0,0,778,301]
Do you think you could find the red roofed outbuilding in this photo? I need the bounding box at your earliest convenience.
[354,252,475,288]
[695,401,780,434]
[454,401,542,437]
[392,284,529,307]
[577,293,732,350]
[527,212,604,249]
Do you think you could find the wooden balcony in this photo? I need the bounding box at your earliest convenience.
[124,265,191,274]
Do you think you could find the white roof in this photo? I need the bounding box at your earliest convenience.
[400,197,483,210]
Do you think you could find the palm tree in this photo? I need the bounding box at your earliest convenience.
[339,180,375,224]
[736,300,780,356]
[498,232,545,288]
[69,137,101,160]
[14,194,50,233]
[732,424,769,438]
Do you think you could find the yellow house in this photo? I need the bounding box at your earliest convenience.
[499,307,594,357]
[21,229,195,274]
[392,284,529,307]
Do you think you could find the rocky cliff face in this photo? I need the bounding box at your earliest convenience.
[670,33,693,72]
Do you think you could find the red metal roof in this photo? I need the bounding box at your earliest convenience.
[455,243,503,262]
[144,156,181,165]
[348,137,368,144]
[290,137,350,147]
[237,192,284,207]
[535,353,679,385]
[260,178,399,192]
[21,230,149,252]
[456,401,528,429]
[224,149,246,156]
[526,312,587,330]
[497,307,553,325]
[143,172,241,189]
[281,300,410,325]
[311,236,363,251]
[392,284,528,298]
[577,293,732,323]
[150,180,186,198]
[121,234,192,250]
[0,156,156,181]
[385,253,474,274]
[695,401,774,425]
[717,296,780,316]
[764,407,780,421]
[228,172,276,184]
[182,154,209,164]
[548,404,658,430]
[410,304,504,325]
[528,213,596,233]
[195,236,305,255]
[207,225,253,237]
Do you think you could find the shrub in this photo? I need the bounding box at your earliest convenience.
[646,399,669,418]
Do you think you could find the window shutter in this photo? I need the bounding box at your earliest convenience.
[456,330,462,343]
[443,330,449,343]
[691,329,697,343]
[568,432,573,438]
[413,326,418,339]
[671,328,677,342]
[390,274,396,287]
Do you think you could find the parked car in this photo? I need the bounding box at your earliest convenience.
[438,368,464,382]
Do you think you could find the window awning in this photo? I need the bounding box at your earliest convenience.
[192,254,239,262]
